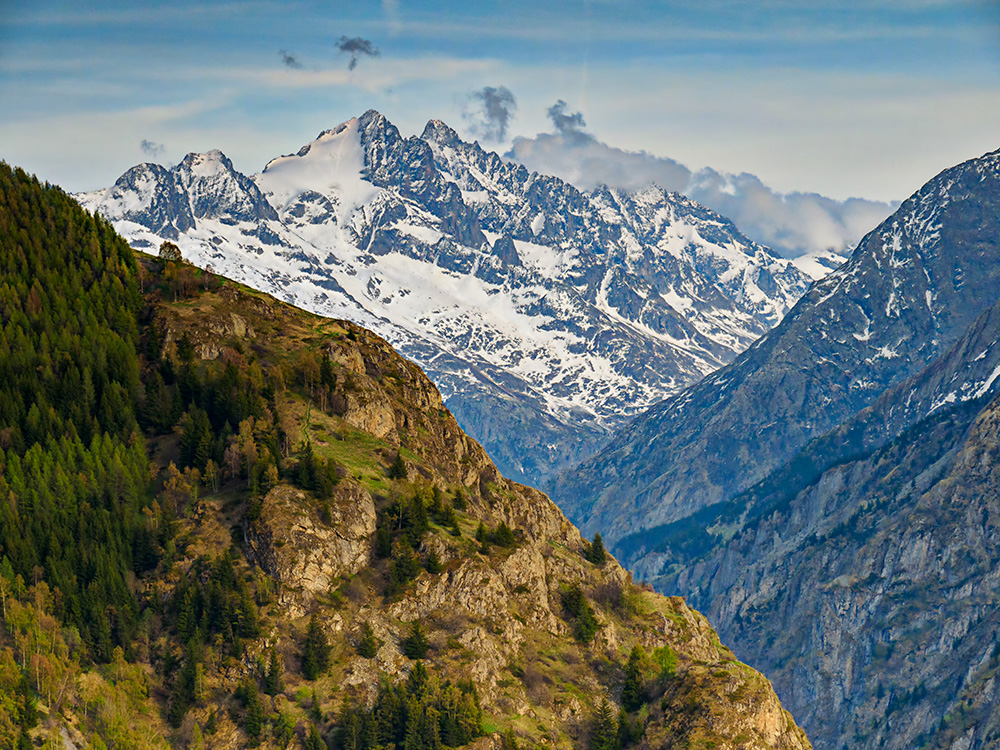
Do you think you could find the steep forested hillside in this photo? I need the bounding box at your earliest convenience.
[0,163,155,662]
[0,163,809,750]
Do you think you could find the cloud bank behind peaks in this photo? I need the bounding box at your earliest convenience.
[686,169,896,260]
[508,102,895,258]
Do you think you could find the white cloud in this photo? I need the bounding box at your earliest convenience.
[508,129,895,258]
[685,170,895,257]
[509,133,691,192]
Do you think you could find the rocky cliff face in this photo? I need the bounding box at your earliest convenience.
[668,379,1000,750]
[152,273,811,750]
[78,110,818,489]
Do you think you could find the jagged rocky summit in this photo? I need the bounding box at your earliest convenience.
[557,148,1000,750]
[78,110,825,489]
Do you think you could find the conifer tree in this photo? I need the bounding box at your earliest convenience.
[589,700,620,750]
[402,621,430,660]
[305,723,325,750]
[302,614,331,680]
[264,648,283,695]
[358,622,379,659]
[388,452,407,479]
[425,547,442,574]
[621,645,644,712]
[243,680,265,742]
[476,522,489,554]
[587,532,607,566]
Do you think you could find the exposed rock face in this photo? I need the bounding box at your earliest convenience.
[668,388,1000,750]
[157,278,811,750]
[244,483,376,616]
[78,110,818,489]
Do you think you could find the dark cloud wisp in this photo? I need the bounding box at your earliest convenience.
[463,86,518,142]
[140,139,165,158]
[336,36,380,70]
[279,49,303,69]
[546,100,592,145]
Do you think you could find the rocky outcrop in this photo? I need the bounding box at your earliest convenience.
[244,482,376,616]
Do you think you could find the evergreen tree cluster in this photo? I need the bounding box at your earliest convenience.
[561,584,600,643]
[475,520,519,554]
[166,550,262,725]
[147,349,283,497]
[294,442,340,499]
[374,491,456,596]
[169,550,261,650]
[0,163,163,660]
[336,663,482,750]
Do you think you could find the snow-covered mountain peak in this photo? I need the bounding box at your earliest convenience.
[177,149,232,178]
[78,109,832,487]
[257,116,376,218]
[421,119,463,148]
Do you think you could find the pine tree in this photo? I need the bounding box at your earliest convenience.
[302,614,331,680]
[425,547,442,574]
[617,707,633,748]
[305,723,325,750]
[264,648,283,695]
[407,660,429,697]
[309,689,323,724]
[476,522,489,554]
[587,532,606,566]
[358,622,379,659]
[621,645,644,712]
[402,621,430,660]
[243,680,265,742]
[388,452,407,480]
[589,700,620,750]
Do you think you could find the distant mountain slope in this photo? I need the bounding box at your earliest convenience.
[555,147,1000,553]
[662,304,1000,750]
[78,110,818,488]
[554,148,1000,750]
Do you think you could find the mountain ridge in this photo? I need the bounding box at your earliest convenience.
[0,161,813,750]
[555,145,1000,551]
[78,110,823,488]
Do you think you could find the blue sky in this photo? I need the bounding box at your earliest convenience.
[2,0,999,202]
